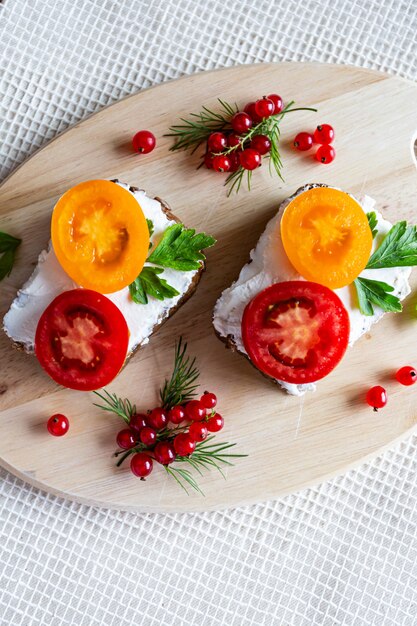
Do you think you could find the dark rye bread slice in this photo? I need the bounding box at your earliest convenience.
[4,181,205,361]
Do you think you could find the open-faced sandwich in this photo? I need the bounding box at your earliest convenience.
[213,184,415,396]
[4,179,215,391]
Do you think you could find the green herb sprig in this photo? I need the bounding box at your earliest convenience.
[166,98,317,195]
[0,231,22,281]
[93,338,246,495]
[129,222,216,305]
[354,219,417,316]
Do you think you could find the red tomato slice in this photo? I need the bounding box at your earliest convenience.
[241,281,350,384]
[35,289,129,391]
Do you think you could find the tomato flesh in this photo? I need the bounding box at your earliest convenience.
[241,281,350,384]
[35,289,129,391]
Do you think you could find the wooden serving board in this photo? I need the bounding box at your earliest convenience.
[1,63,417,512]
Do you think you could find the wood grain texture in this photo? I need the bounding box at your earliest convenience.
[1,62,417,512]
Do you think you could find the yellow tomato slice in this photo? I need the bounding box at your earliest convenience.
[280,187,373,289]
[51,180,149,293]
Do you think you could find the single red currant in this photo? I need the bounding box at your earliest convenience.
[154,441,176,465]
[227,134,241,148]
[228,152,240,172]
[212,154,231,173]
[231,112,253,134]
[188,421,208,442]
[313,124,335,144]
[116,428,136,449]
[130,453,153,478]
[139,427,157,447]
[366,386,387,411]
[207,413,224,432]
[207,132,227,152]
[129,414,148,433]
[254,97,275,119]
[200,391,217,409]
[267,93,283,114]
[293,132,313,151]
[243,101,261,122]
[315,144,336,164]
[395,366,417,386]
[174,433,196,456]
[132,130,156,154]
[147,408,168,430]
[204,153,214,169]
[47,414,69,437]
[240,148,261,170]
[185,400,206,421]
[250,134,271,155]
[168,405,186,425]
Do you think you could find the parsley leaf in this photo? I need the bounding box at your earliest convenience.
[129,266,180,305]
[0,231,21,281]
[146,219,154,249]
[147,224,216,271]
[366,211,378,239]
[354,276,402,316]
[366,221,417,269]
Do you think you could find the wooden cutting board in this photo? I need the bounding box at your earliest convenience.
[1,62,417,512]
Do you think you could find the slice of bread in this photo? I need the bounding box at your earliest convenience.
[213,184,412,396]
[3,181,204,360]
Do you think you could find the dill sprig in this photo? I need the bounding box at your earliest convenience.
[166,98,317,195]
[93,389,136,424]
[159,337,200,409]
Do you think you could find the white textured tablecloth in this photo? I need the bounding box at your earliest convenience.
[1,1,417,624]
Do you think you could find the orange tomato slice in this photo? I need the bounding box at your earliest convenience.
[280,187,373,289]
[51,180,149,294]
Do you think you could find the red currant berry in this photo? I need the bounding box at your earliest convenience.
[154,441,176,465]
[250,134,271,155]
[227,134,241,148]
[129,414,148,433]
[204,153,214,169]
[313,124,335,145]
[47,414,69,437]
[212,154,231,173]
[130,453,153,478]
[207,413,224,432]
[188,421,208,442]
[231,112,253,134]
[228,152,240,172]
[243,101,261,123]
[132,130,156,154]
[147,408,168,430]
[395,366,417,386]
[185,400,206,421]
[207,132,227,152]
[173,433,196,456]
[366,386,387,411]
[315,144,336,164]
[200,391,217,409]
[168,405,186,425]
[254,97,275,119]
[116,428,136,449]
[240,148,261,170]
[139,426,157,447]
[293,132,313,151]
[267,93,283,114]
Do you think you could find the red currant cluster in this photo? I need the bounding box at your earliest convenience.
[115,392,223,478]
[366,366,417,411]
[293,124,335,164]
[204,94,283,174]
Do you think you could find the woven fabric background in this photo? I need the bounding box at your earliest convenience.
[1,0,417,624]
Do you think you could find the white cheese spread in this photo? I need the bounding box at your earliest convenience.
[213,186,411,396]
[3,183,199,354]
